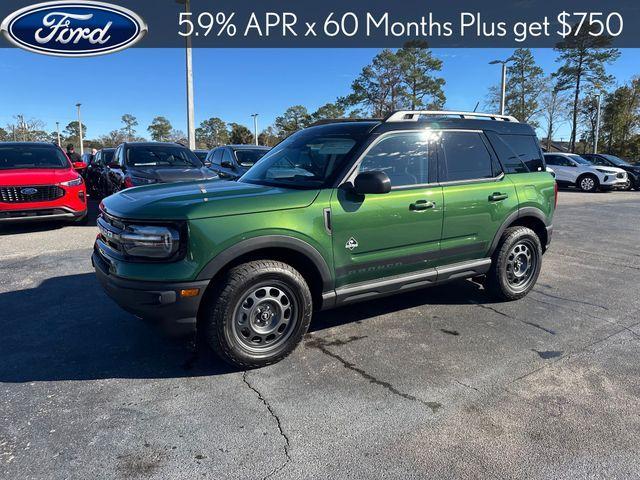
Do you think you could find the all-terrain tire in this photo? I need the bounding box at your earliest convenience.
[486,226,543,301]
[200,260,312,368]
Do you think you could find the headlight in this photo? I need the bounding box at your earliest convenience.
[127,176,157,186]
[60,177,83,186]
[120,224,180,258]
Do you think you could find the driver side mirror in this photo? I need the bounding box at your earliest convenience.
[221,160,234,169]
[204,160,212,167]
[72,161,86,170]
[108,161,120,169]
[353,171,391,195]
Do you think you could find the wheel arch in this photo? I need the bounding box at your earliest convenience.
[489,208,550,255]
[196,235,333,310]
[576,172,600,189]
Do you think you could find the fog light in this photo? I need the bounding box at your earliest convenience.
[78,191,85,202]
[180,288,200,298]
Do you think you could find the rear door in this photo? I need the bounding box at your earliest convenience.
[438,130,518,265]
[330,131,443,287]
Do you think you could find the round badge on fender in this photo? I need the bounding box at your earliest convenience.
[0,1,147,57]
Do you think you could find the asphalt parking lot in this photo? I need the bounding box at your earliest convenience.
[1,190,639,480]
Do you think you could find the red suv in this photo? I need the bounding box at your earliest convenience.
[0,142,87,223]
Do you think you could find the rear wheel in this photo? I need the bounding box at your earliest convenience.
[486,227,542,301]
[577,174,598,192]
[200,260,312,368]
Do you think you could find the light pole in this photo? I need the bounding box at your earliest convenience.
[489,58,511,116]
[76,103,84,155]
[177,0,196,150]
[251,113,259,145]
[594,92,602,154]
[56,121,61,147]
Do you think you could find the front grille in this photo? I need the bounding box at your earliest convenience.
[0,185,64,203]
[0,208,69,219]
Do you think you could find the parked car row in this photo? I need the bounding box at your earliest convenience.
[544,152,638,192]
[83,143,271,197]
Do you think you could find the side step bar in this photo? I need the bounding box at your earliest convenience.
[321,258,491,309]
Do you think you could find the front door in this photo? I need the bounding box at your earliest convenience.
[545,154,578,184]
[330,131,443,288]
[437,130,519,265]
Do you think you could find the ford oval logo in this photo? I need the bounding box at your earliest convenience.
[20,188,38,195]
[1,1,147,57]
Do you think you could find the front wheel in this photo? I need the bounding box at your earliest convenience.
[577,174,599,192]
[486,227,543,301]
[200,260,312,368]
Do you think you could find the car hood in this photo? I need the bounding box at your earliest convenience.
[129,167,216,183]
[101,180,321,220]
[0,168,76,185]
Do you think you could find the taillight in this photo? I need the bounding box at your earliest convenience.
[554,181,558,209]
[124,176,134,188]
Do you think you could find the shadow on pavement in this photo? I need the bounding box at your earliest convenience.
[0,270,489,383]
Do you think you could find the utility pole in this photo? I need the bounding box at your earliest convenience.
[56,121,61,146]
[594,92,602,154]
[489,58,511,116]
[76,103,84,155]
[251,113,259,145]
[18,114,25,141]
[177,0,196,150]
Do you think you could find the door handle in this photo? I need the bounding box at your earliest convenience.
[410,200,436,211]
[488,192,509,201]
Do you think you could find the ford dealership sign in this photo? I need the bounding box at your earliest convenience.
[0,1,147,57]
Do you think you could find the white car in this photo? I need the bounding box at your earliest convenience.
[544,152,628,192]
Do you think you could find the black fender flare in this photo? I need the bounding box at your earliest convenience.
[195,235,333,291]
[488,207,550,255]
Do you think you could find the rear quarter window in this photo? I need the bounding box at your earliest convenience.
[487,133,545,173]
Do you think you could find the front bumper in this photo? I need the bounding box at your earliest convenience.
[92,249,209,325]
[0,207,86,223]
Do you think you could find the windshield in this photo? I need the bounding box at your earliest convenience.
[0,145,69,170]
[240,129,360,189]
[126,145,203,168]
[234,149,269,167]
[569,155,592,165]
[601,154,631,166]
[194,150,208,161]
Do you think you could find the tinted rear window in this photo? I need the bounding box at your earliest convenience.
[493,134,545,173]
[0,145,68,170]
[439,131,494,181]
[126,146,202,168]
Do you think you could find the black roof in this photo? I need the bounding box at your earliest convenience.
[121,142,186,148]
[304,116,536,136]
[226,144,271,150]
[0,141,59,147]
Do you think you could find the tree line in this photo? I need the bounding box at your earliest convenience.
[2,33,638,160]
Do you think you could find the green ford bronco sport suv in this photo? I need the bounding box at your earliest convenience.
[93,111,556,368]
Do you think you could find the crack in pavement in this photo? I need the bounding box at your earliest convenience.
[242,371,291,480]
[471,302,555,335]
[531,289,609,311]
[454,379,479,391]
[305,336,442,414]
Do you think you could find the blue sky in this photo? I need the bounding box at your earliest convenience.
[1,48,638,140]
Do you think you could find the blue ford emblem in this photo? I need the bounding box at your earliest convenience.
[1,1,147,57]
[20,188,38,195]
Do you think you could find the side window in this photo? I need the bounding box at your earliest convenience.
[222,149,234,166]
[211,148,223,165]
[358,132,434,187]
[544,155,560,166]
[439,132,494,182]
[499,134,545,172]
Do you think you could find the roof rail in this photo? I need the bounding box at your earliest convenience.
[385,110,519,123]
[308,118,382,127]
